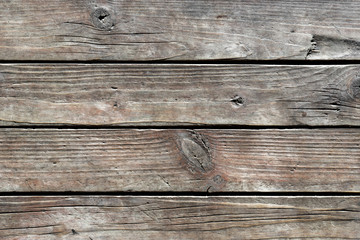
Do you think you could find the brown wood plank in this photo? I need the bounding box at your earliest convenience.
[1,1,360,60]
[0,196,359,239]
[1,64,360,126]
[1,128,359,192]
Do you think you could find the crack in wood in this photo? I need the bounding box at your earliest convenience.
[306,35,360,60]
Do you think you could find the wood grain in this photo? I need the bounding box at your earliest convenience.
[1,64,360,126]
[0,196,359,239]
[1,0,360,60]
[1,128,359,192]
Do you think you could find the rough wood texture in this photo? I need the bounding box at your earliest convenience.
[1,64,360,126]
[1,0,360,60]
[1,128,359,192]
[0,196,359,239]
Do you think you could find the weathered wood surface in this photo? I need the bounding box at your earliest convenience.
[1,64,360,126]
[1,128,359,192]
[0,196,359,239]
[1,0,360,60]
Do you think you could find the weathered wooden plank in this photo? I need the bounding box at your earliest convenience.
[1,128,359,192]
[1,64,360,126]
[1,0,360,60]
[0,196,359,239]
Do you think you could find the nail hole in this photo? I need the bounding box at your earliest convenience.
[98,13,108,22]
[230,95,244,106]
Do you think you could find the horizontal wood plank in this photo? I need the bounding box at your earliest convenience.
[1,1,360,60]
[0,196,359,239]
[1,128,359,192]
[1,64,360,126]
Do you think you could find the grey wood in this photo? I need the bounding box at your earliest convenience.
[1,64,360,126]
[1,128,359,192]
[0,196,359,239]
[1,0,360,60]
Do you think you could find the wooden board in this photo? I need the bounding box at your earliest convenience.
[0,196,359,239]
[1,1,360,60]
[2,1,360,239]
[1,64,360,126]
[1,128,359,192]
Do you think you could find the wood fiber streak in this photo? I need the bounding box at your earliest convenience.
[0,196,359,239]
[1,64,360,126]
[1,0,360,60]
[0,128,359,192]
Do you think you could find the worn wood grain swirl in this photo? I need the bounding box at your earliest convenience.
[0,196,359,239]
[1,64,360,126]
[1,0,360,60]
[0,128,359,192]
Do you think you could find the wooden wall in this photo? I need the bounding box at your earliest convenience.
[0,1,359,239]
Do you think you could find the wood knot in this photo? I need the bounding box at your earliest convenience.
[177,132,213,174]
[212,175,224,184]
[206,175,226,192]
[349,77,360,99]
[91,7,114,31]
